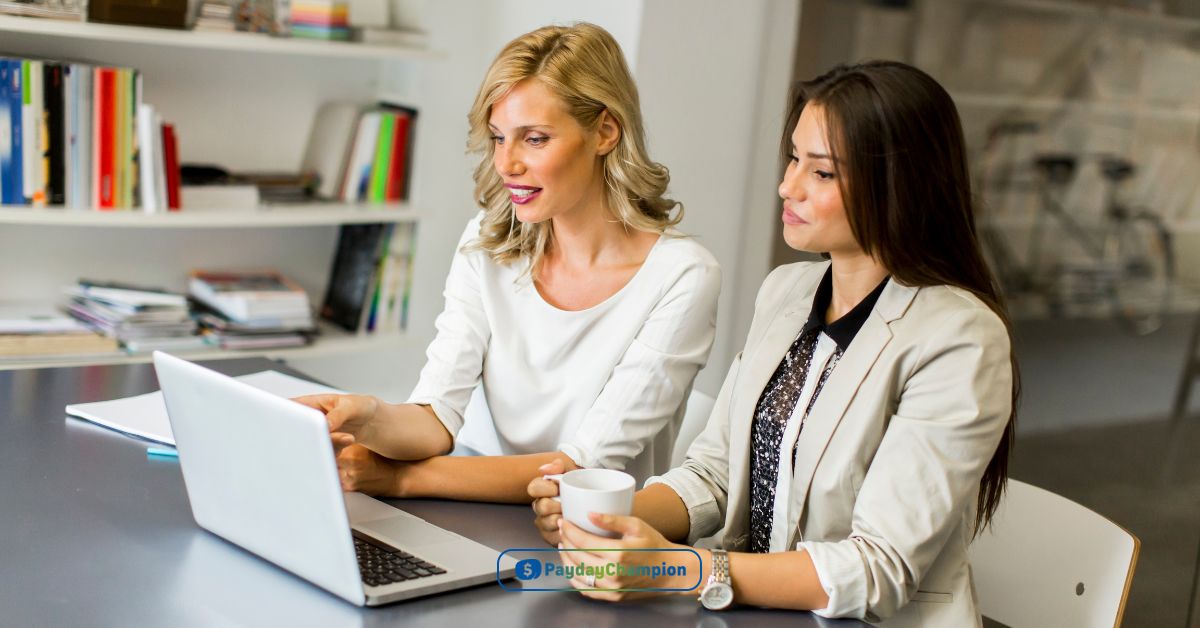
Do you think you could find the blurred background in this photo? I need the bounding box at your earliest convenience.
[781,2,1200,625]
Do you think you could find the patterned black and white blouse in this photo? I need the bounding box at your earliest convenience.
[748,268,888,554]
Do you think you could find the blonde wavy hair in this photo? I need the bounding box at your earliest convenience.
[465,22,681,276]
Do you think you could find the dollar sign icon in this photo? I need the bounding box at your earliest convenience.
[516,558,542,581]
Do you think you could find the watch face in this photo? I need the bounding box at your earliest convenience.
[702,583,734,610]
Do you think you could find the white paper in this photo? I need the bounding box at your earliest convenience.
[64,370,344,446]
[0,304,89,334]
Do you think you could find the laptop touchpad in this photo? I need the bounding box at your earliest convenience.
[344,492,408,524]
[356,515,456,547]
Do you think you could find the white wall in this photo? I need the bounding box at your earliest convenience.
[634,0,799,393]
[488,0,644,70]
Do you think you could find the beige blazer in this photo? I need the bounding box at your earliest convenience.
[649,261,1012,627]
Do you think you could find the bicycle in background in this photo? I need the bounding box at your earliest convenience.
[978,125,1176,334]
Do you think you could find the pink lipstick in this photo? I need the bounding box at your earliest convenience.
[507,184,542,205]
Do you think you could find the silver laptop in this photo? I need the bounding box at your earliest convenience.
[152,351,517,606]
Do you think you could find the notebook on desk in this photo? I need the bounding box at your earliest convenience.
[151,351,516,605]
[65,369,342,445]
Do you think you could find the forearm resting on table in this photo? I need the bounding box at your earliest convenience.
[358,403,452,460]
[631,485,830,610]
[724,549,830,610]
[401,452,578,503]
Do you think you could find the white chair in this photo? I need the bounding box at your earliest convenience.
[969,479,1140,628]
[671,390,716,467]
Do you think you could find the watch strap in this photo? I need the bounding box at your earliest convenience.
[712,549,729,584]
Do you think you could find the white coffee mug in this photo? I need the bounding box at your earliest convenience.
[543,469,635,538]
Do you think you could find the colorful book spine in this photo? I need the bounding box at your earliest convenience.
[381,222,415,333]
[44,62,65,206]
[341,111,379,202]
[128,70,141,209]
[63,63,75,208]
[68,63,95,210]
[21,60,39,205]
[79,65,93,210]
[161,123,180,210]
[11,59,21,206]
[384,111,409,202]
[289,0,349,39]
[363,223,393,332]
[289,24,351,41]
[96,67,115,210]
[151,109,167,212]
[368,112,394,203]
[137,103,159,213]
[381,102,418,200]
[398,223,416,330]
[91,66,101,208]
[290,0,347,26]
[0,59,20,206]
[112,68,125,208]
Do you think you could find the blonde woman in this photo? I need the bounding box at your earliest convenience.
[297,23,721,503]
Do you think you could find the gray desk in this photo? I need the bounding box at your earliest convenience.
[0,359,863,627]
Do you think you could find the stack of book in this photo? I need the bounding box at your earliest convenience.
[290,0,351,41]
[64,281,203,353]
[0,304,119,359]
[0,56,181,211]
[177,168,316,207]
[189,270,317,349]
[301,101,417,203]
[321,222,415,334]
[192,0,236,31]
[0,0,83,20]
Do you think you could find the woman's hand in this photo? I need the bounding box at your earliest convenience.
[557,513,705,601]
[293,393,380,440]
[528,458,577,545]
[336,443,406,496]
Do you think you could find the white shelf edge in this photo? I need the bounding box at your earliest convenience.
[0,203,421,227]
[0,329,417,371]
[0,14,439,61]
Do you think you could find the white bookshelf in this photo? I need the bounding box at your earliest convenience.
[0,14,435,61]
[0,14,436,371]
[0,323,418,371]
[0,203,420,228]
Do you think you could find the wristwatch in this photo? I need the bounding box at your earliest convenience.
[699,549,734,610]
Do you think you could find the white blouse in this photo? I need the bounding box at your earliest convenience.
[770,331,840,552]
[406,213,722,483]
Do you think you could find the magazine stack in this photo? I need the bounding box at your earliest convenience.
[189,270,317,349]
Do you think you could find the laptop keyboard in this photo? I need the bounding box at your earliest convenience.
[353,531,447,587]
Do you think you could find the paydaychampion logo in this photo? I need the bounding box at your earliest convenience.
[497,548,702,592]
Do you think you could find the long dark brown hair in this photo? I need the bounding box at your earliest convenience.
[782,60,1019,535]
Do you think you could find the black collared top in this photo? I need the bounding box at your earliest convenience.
[748,267,889,553]
[801,266,889,349]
